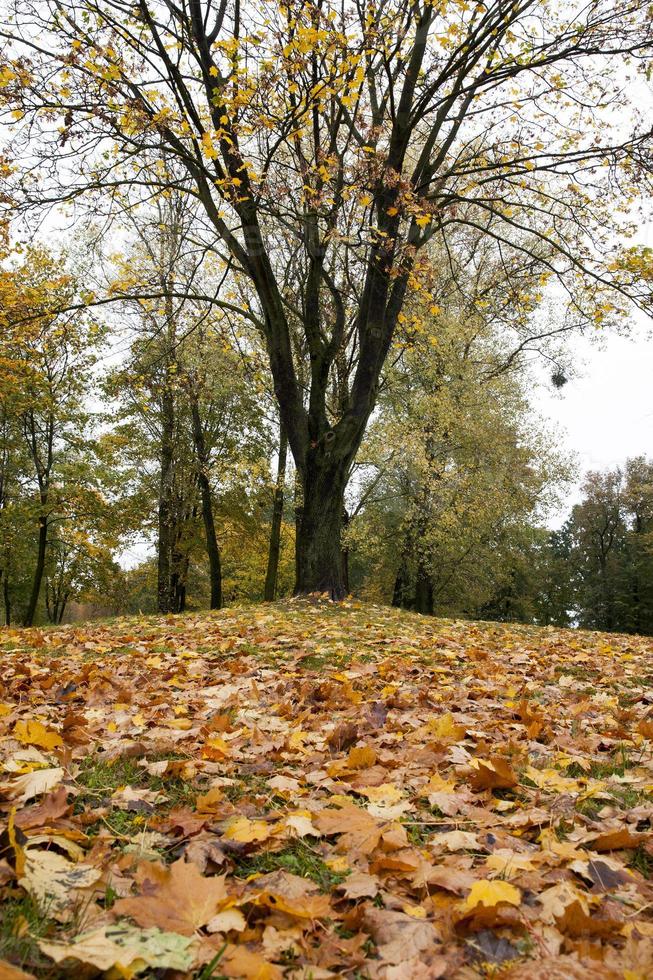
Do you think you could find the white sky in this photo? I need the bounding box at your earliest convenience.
[535,321,653,522]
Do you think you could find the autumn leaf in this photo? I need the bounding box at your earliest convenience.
[0,962,36,980]
[223,816,280,844]
[462,879,522,912]
[0,768,64,803]
[13,720,63,751]
[468,757,518,791]
[245,870,331,919]
[363,908,442,964]
[112,859,230,935]
[39,924,194,973]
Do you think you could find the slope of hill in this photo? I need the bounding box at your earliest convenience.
[1,601,652,978]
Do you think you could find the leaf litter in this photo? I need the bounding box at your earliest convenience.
[0,599,652,977]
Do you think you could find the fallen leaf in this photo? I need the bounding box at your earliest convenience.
[113,859,229,935]
[468,757,518,791]
[13,720,63,751]
[0,768,64,804]
[363,908,442,964]
[462,879,522,913]
[39,924,194,973]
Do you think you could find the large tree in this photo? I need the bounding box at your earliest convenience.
[1,0,652,596]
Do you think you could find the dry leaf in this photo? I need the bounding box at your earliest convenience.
[113,859,229,935]
[13,720,63,751]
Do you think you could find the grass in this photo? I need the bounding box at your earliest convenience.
[628,845,653,879]
[74,753,200,844]
[0,892,68,978]
[232,838,348,891]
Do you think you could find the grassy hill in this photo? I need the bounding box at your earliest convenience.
[1,601,652,978]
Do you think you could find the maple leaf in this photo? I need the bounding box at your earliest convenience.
[0,768,64,804]
[14,786,71,829]
[246,870,331,919]
[314,802,383,854]
[462,879,522,913]
[223,815,280,843]
[13,720,63,751]
[363,908,443,964]
[39,924,194,973]
[468,757,518,791]
[19,848,101,915]
[113,859,230,935]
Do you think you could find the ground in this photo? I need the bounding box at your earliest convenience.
[0,600,652,979]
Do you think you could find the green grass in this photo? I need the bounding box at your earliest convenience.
[628,845,652,879]
[0,892,66,978]
[233,839,348,891]
[74,753,200,843]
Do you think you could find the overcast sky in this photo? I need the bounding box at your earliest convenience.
[534,321,652,523]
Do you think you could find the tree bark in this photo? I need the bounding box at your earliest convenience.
[190,399,222,610]
[24,511,47,626]
[58,596,68,624]
[157,384,175,614]
[294,454,349,599]
[264,425,288,601]
[3,573,10,626]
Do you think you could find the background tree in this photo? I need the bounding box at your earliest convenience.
[0,245,103,625]
[348,306,569,616]
[105,195,272,612]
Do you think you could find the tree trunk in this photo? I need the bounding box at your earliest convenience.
[58,596,68,624]
[3,573,10,626]
[190,399,222,610]
[264,425,288,601]
[413,558,434,615]
[341,507,350,595]
[294,456,349,599]
[157,386,175,614]
[24,512,47,626]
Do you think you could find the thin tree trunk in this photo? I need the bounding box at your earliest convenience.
[190,399,222,610]
[58,596,68,624]
[3,573,10,626]
[24,511,48,626]
[157,385,175,614]
[341,507,350,595]
[264,425,288,601]
[294,469,303,581]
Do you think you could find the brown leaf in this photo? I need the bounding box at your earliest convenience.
[363,908,442,964]
[338,871,380,899]
[327,722,358,752]
[0,962,36,980]
[13,787,71,830]
[113,858,229,935]
[245,869,331,919]
[468,757,518,791]
[314,803,383,854]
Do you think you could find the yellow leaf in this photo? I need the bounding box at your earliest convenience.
[402,903,426,918]
[347,745,377,769]
[14,720,63,751]
[462,879,521,912]
[223,816,278,843]
[428,713,465,741]
[202,735,229,759]
[359,783,402,804]
[287,730,308,751]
